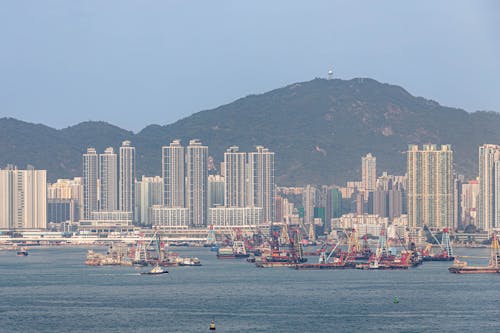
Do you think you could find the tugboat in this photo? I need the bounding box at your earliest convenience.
[140,263,169,275]
[16,247,29,256]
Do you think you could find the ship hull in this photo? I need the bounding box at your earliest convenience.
[178,262,202,266]
[217,253,249,259]
[356,264,409,270]
[448,266,500,274]
[140,271,169,275]
[256,262,296,268]
[423,256,455,262]
[294,263,350,270]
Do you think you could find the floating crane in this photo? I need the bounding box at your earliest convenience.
[422,227,454,261]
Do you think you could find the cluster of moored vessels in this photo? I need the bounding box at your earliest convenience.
[213,225,500,275]
[85,232,201,275]
[12,223,500,276]
[211,225,462,272]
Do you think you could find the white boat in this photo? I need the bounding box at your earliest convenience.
[178,257,202,266]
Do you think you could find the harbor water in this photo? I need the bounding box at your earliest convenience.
[1,247,500,332]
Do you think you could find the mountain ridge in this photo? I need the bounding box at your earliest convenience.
[1,77,498,184]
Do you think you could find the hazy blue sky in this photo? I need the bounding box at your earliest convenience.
[1,1,499,132]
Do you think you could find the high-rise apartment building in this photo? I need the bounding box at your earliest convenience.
[326,188,342,225]
[47,178,83,223]
[462,179,479,228]
[453,175,463,230]
[387,189,403,219]
[208,175,225,207]
[302,185,316,225]
[362,153,377,193]
[135,176,163,225]
[99,147,118,211]
[248,146,275,223]
[162,140,185,207]
[224,146,247,208]
[478,144,500,232]
[0,167,47,229]
[274,195,284,223]
[186,139,208,227]
[407,144,454,229]
[83,148,98,219]
[373,190,388,217]
[119,141,136,214]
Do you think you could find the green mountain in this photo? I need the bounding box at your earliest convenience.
[1,78,498,184]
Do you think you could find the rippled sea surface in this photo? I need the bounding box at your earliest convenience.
[1,247,500,332]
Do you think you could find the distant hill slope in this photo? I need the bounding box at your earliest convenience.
[1,78,498,184]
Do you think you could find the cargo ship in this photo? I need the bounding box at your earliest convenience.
[449,234,500,274]
[217,241,249,259]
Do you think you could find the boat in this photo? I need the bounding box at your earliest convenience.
[355,260,409,270]
[16,247,29,256]
[449,234,500,274]
[256,261,297,268]
[0,242,18,251]
[258,226,307,268]
[294,262,353,270]
[85,246,132,266]
[140,264,169,275]
[178,257,202,266]
[85,249,104,265]
[448,259,500,274]
[423,251,455,261]
[217,241,249,259]
[423,227,455,261]
[132,259,148,267]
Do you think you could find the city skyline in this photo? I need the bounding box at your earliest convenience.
[70,141,277,229]
[3,139,500,235]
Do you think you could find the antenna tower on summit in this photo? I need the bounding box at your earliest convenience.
[327,69,333,80]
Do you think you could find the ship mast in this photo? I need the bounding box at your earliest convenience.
[490,234,499,268]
